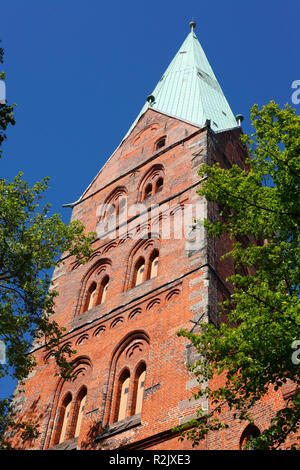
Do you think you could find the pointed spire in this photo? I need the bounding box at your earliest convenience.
[125,22,237,137]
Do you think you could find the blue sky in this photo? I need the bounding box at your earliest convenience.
[0,0,299,399]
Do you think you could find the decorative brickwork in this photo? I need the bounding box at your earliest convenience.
[8,26,299,451]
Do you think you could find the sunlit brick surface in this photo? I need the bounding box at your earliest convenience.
[8,110,298,450]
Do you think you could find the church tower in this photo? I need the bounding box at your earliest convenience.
[8,22,290,451]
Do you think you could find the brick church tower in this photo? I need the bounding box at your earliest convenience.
[9,22,294,451]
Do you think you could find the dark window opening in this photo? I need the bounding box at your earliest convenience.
[144,183,153,200]
[240,424,260,450]
[155,137,166,151]
[155,177,164,193]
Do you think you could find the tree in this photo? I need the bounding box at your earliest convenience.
[0,46,95,448]
[176,101,300,450]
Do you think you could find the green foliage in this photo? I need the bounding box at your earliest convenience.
[0,173,95,381]
[0,398,40,449]
[176,101,300,450]
[0,46,95,448]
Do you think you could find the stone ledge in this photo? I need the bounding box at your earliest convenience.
[179,412,198,425]
[179,407,209,425]
[48,437,78,450]
[189,275,204,287]
[178,396,202,410]
[96,414,142,441]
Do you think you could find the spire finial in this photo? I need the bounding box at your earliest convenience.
[147,94,155,106]
[189,19,196,32]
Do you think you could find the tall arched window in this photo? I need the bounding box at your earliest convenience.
[56,393,72,445]
[99,203,116,235]
[144,183,153,200]
[73,387,87,438]
[118,197,127,219]
[133,258,145,287]
[47,358,93,450]
[115,370,130,422]
[105,333,150,428]
[84,282,97,312]
[108,203,116,217]
[132,363,146,415]
[155,177,164,193]
[149,250,159,279]
[98,275,109,305]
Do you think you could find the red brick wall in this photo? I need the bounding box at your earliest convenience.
[8,110,297,450]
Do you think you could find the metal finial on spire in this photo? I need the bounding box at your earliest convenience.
[235,114,244,127]
[147,94,155,106]
[189,20,196,31]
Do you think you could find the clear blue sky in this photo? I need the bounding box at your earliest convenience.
[0,0,299,399]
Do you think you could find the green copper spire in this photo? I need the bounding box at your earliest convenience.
[127,22,237,136]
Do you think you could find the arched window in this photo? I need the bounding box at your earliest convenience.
[126,239,160,291]
[56,393,72,445]
[132,363,146,416]
[108,203,116,217]
[155,177,163,193]
[144,183,153,200]
[114,370,130,422]
[79,258,112,315]
[104,333,150,427]
[133,258,145,287]
[97,187,128,235]
[139,165,164,202]
[97,275,109,305]
[118,197,126,218]
[99,203,116,235]
[240,424,260,450]
[149,250,159,279]
[155,136,166,151]
[46,358,93,450]
[73,387,87,438]
[83,282,97,312]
